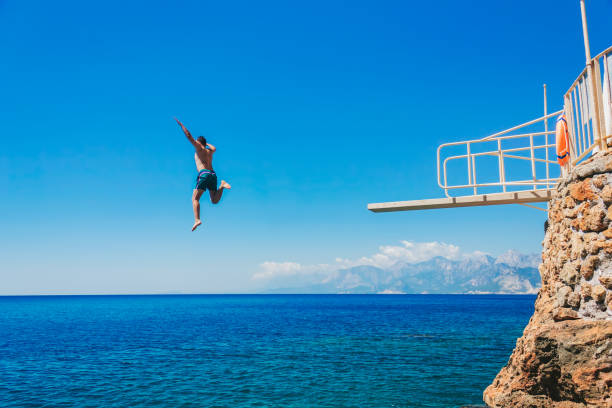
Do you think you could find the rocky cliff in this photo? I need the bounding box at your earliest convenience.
[484,152,612,407]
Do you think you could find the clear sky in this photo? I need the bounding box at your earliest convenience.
[1,0,611,294]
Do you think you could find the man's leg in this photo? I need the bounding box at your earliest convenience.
[209,180,231,204]
[192,189,204,231]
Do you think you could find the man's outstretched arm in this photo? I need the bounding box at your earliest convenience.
[175,118,202,150]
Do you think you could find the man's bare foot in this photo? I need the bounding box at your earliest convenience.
[192,220,202,231]
[220,180,232,190]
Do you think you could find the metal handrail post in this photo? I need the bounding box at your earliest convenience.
[580,0,604,151]
[497,139,503,191]
[472,155,477,195]
[544,84,549,188]
[466,142,473,193]
[593,58,607,150]
[580,0,592,65]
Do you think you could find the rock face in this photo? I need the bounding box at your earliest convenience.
[483,152,612,408]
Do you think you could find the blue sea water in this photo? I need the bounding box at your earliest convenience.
[0,295,535,408]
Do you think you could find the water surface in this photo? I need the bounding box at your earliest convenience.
[0,294,534,407]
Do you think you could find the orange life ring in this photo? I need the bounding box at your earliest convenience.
[556,114,570,166]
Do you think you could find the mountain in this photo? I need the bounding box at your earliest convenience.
[494,250,540,268]
[262,253,541,294]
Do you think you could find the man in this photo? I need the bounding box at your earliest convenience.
[175,118,231,231]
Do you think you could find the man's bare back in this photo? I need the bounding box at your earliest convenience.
[175,118,231,231]
[194,149,212,172]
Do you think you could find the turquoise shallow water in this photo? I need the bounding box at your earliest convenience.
[0,294,535,407]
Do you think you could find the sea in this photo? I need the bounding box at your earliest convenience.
[0,294,535,408]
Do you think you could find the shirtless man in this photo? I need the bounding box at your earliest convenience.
[175,118,231,231]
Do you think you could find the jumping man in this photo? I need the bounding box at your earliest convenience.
[175,118,231,231]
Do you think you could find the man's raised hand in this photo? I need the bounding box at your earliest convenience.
[175,118,192,138]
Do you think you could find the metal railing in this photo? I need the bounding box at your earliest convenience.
[437,109,562,198]
[437,45,612,199]
[564,45,612,165]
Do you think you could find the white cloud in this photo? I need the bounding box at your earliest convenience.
[253,262,302,280]
[252,261,331,280]
[377,289,406,295]
[253,240,483,280]
[335,241,463,269]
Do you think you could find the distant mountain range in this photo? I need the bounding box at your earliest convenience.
[262,251,541,295]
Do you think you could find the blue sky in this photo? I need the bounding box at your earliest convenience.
[1,0,611,294]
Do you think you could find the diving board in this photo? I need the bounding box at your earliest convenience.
[368,189,554,213]
[366,15,612,214]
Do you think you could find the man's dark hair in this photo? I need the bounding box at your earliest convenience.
[197,136,207,146]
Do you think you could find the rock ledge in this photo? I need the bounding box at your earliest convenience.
[483,152,612,408]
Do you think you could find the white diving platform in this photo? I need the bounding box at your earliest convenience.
[368,189,554,213]
[367,42,612,214]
